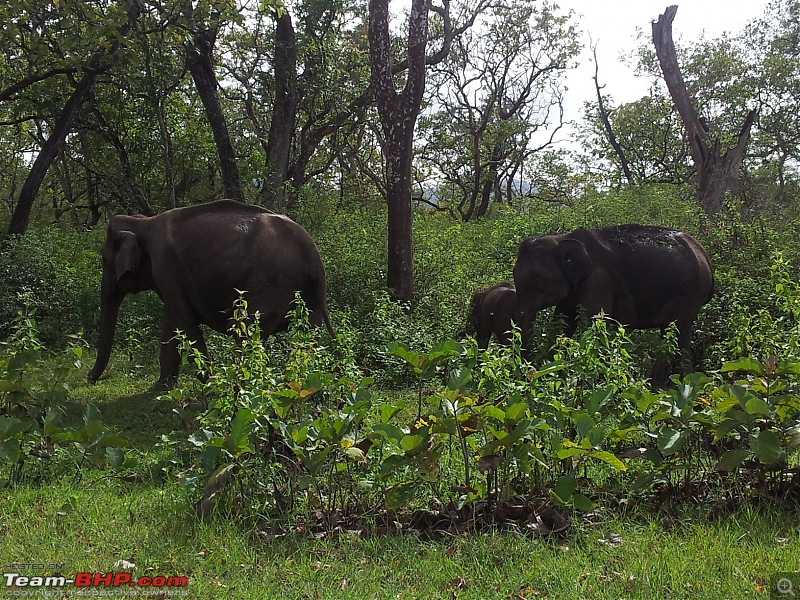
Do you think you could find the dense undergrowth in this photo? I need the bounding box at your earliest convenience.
[1,186,800,532]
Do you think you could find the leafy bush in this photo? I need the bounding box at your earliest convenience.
[0,228,101,346]
[0,306,125,485]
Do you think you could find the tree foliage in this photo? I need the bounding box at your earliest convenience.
[419,0,580,220]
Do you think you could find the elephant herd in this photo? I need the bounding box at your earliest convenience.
[468,225,714,382]
[87,200,714,390]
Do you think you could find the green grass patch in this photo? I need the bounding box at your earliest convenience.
[1,477,797,598]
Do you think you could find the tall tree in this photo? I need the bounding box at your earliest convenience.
[368,0,431,301]
[263,10,297,209]
[184,3,244,202]
[420,0,579,220]
[4,0,142,238]
[652,5,756,215]
[743,0,800,206]
[591,44,634,185]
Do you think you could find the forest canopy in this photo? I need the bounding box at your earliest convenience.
[2,0,798,232]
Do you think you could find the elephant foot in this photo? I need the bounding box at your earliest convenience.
[151,376,178,393]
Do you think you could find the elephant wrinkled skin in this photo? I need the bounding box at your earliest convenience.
[512,224,714,380]
[88,200,335,390]
[466,282,517,348]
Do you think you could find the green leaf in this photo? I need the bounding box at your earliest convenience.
[371,423,406,444]
[749,430,783,464]
[343,446,366,462]
[554,473,576,502]
[289,425,309,445]
[230,408,254,448]
[721,358,765,376]
[584,386,613,414]
[590,450,626,472]
[630,473,658,492]
[0,380,25,393]
[571,493,595,512]
[574,413,596,441]
[400,434,425,455]
[380,402,406,424]
[106,447,125,469]
[83,403,105,439]
[0,416,32,439]
[744,397,772,416]
[526,363,565,380]
[556,447,587,460]
[7,350,41,375]
[0,438,21,463]
[387,343,423,374]
[427,340,463,363]
[481,404,506,423]
[447,366,471,391]
[385,481,418,509]
[656,427,686,456]
[716,449,750,471]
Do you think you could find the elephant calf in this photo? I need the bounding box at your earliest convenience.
[513,224,714,381]
[466,282,518,348]
[88,199,335,390]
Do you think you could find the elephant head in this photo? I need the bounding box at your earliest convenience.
[88,216,152,384]
[512,235,591,345]
[466,282,518,349]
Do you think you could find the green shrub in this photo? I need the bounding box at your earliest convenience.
[0,306,125,485]
[0,227,101,346]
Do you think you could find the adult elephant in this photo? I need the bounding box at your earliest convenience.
[466,282,517,348]
[87,200,335,390]
[512,224,713,379]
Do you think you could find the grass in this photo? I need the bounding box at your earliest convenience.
[2,366,799,599]
[1,475,798,599]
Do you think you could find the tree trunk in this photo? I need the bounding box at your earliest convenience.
[652,5,755,215]
[368,0,431,302]
[263,11,297,211]
[4,0,142,239]
[592,45,634,185]
[186,26,245,203]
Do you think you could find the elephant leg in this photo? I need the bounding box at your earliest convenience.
[555,306,579,337]
[156,313,209,391]
[476,321,491,349]
[650,323,693,388]
[674,321,695,374]
[496,328,512,346]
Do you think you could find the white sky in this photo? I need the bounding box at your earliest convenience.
[559,1,765,142]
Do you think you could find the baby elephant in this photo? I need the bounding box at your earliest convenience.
[466,282,518,348]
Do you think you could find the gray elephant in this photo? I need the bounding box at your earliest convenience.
[466,282,518,348]
[513,224,713,379]
[88,200,335,390]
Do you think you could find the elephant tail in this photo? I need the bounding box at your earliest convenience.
[303,268,336,340]
[321,305,336,339]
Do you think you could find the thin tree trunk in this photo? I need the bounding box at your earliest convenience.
[186,26,244,203]
[4,0,142,239]
[264,11,297,211]
[592,44,634,185]
[369,0,432,302]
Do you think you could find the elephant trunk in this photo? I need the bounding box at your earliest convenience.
[88,280,123,383]
[516,305,535,350]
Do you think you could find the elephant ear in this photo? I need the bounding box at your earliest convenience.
[558,238,591,289]
[114,230,140,280]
